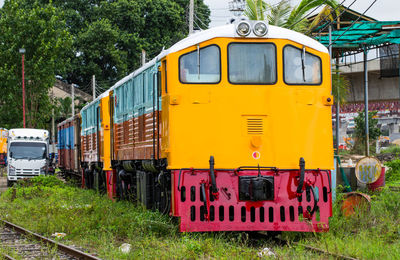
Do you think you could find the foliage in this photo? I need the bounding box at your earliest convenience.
[244,0,338,32]
[0,0,73,129]
[350,110,380,154]
[55,0,210,92]
[381,145,400,155]
[286,0,338,32]
[308,4,340,31]
[266,0,292,27]
[385,159,400,184]
[0,0,210,129]
[332,69,351,105]
[353,110,381,143]
[279,188,400,259]
[17,175,64,188]
[2,177,400,258]
[0,176,258,258]
[245,0,267,21]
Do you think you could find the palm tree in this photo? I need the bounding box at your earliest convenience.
[244,0,267,21]
[332,70,351,105]
[245,0,338,32]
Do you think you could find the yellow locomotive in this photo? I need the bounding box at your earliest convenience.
[59,20,333,232]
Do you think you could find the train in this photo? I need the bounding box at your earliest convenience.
[58,19,334,232]
[0,128,7,166]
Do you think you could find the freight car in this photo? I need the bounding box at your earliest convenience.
[58,20,334,232]
[57,115,81,179]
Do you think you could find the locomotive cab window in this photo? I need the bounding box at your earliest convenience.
[179,45,221,84]
[283,45,322,85]
[228,43,276,84]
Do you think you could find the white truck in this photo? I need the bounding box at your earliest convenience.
[7,128,50,186]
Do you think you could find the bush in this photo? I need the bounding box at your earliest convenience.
[17,175,64,188]
[385,159,400,184]
[381,145,400,155]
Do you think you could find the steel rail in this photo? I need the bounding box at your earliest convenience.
[1,219,101,260]
[256,232,358,260]
[0,253,16,260]
[290,241,358,260]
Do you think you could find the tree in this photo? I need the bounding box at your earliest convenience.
[0,0,72,129]
[352,110,381,154]
[244,0,338,32]
[52,0,210,92]
[332,70,351,105]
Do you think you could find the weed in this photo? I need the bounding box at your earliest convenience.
[385,159,400,184]
[0,176,259,259]
[1,176,399,259]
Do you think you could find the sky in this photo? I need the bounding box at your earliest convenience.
[204,0,400,27]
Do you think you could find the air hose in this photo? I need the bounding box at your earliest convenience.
[297,157,305,194]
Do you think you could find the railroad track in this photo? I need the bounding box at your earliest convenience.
[0,219,101,260]
[256,232,358,260]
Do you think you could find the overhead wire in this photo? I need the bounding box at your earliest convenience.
[328,0,378,47]
[195,13,209,29]
[307,0,357,36]
[305,0,350,35]
[289,0,331,30]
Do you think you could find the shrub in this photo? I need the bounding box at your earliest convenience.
[385,159,400,184]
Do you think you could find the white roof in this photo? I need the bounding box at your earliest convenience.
[9,128,49,139]
[82,23,327,111]
[168,23,328,54]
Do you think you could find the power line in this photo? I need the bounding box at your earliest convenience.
[289,0,331,30]
[195,13,209,29]
[307,0,357,36]
[329,0,378,47]
[304,0,348,35]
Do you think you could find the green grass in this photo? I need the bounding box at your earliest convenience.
[380,145,400,155]
[280,188,400,259]
[1,176,399,259]
[385,159,400,186]
[0,176,260,259]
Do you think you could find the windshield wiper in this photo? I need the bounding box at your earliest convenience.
[301,46,306,82]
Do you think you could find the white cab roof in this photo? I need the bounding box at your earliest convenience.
[82,22,327,111]
[9,128,49,140]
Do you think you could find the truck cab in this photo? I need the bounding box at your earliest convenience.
[7,128,49,186]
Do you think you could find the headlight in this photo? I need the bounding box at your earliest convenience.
[8,165,15,176]
[253,21,268,37]
[236,21,251,36]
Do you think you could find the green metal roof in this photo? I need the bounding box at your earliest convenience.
[314,21,400,48]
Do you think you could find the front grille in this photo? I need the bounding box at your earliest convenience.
[247,118,263,135]
[16,169,40,175]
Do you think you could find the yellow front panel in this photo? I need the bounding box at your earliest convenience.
[163,38,333,170]
[100,96,112,170]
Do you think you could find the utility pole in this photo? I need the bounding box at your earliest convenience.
[19,48,26,128]
[92,75,96,100]
[364,46,369,156]
[189,0,194,34]
[51,89,55,164]
[141,49,146,66]
[71,84,75,117]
